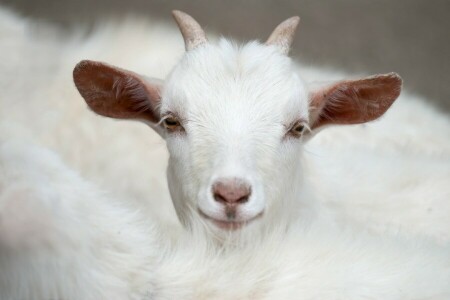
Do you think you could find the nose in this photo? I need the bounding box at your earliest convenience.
[212,178,252,205]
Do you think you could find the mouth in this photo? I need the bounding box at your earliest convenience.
[198,209,263,231]
[209,219,246,231]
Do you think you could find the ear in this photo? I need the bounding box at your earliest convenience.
[73,60,163,125]
[309,73,402,130]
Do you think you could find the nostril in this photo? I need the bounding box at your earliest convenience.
[237,195,249,203]
[213,193,227,204]
[213,192,249,204]
[212,178,252,205]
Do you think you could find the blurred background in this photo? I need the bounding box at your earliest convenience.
[2,0,449,112]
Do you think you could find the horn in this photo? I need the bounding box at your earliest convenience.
[172,10,207,51]
[266,16,300,55]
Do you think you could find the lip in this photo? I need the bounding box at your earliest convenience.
[198,209,263,231]
[211,219,246,231]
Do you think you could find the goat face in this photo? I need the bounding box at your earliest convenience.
[161,40,309,233]
[73,11,402,238]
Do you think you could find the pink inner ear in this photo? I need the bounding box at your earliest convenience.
[309,73,402,129]
[73,60,162,123]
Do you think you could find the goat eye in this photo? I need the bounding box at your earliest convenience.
[288,122,305,138]
[163,117,181,131]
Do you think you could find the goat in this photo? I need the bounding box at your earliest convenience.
[1,7,450,299]
[71,11,449,241]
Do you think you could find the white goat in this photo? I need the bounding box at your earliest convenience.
[1,7,450,299]
[70,11,450,241]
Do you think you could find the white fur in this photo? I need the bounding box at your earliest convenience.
[0,141,158,299]
[1,7,450,299]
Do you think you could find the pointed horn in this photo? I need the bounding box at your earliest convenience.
[266,16,300,55]
[172,10,207,51]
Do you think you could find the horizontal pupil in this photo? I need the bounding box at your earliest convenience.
[165,119,178,126]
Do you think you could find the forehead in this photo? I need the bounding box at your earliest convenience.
[162,39,308,122]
